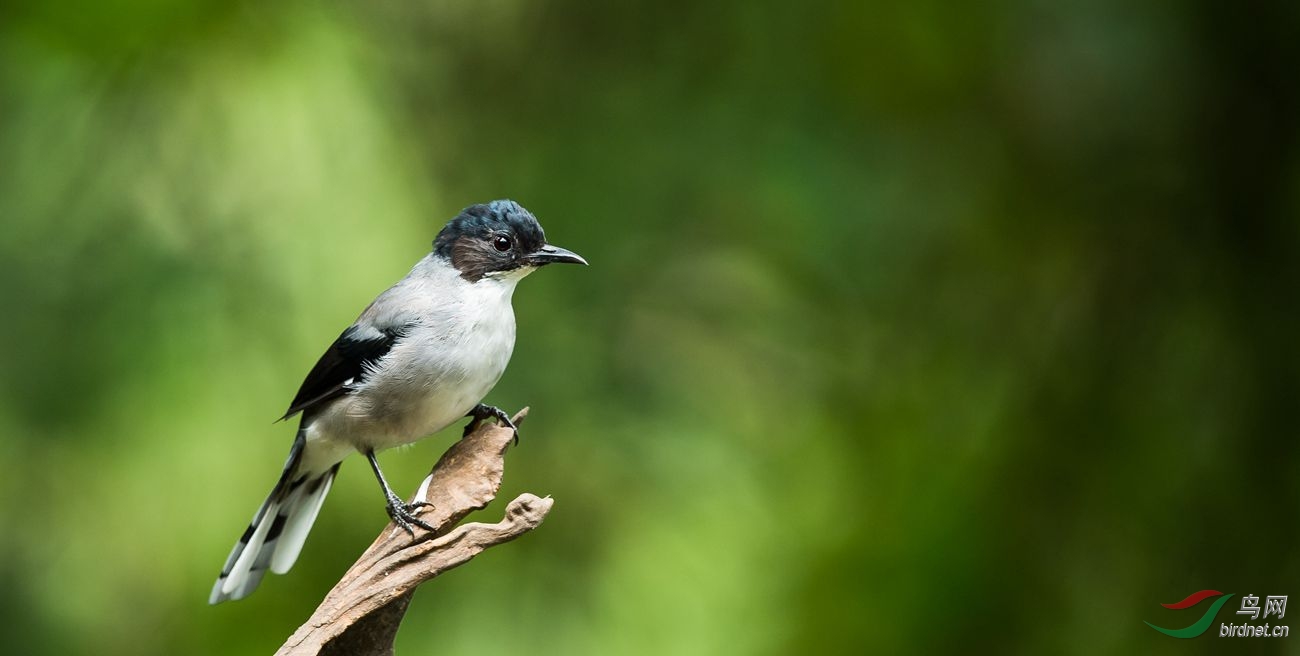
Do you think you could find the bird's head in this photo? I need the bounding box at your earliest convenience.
[433,200,587,282]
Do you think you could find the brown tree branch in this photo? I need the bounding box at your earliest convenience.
[276,408,552,656]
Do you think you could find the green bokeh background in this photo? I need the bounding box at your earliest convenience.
[2,1,1298,654]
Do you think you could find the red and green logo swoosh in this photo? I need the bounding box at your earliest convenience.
[1146,590,1235,638]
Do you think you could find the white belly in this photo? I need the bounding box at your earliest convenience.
[352,316,514,449]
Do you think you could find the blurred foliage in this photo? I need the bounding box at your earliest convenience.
[1,0,1298,654]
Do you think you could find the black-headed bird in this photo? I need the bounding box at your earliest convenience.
[210,200,585,603]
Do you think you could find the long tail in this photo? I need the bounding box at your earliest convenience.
[209,432,339,604]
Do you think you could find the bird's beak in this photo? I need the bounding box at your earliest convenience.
[526,244,588,266]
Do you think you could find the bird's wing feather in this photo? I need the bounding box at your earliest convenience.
[280,322,408,420]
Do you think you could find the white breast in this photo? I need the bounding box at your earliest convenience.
[308,261,524,456]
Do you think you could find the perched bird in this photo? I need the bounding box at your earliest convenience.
[209,200,586,604]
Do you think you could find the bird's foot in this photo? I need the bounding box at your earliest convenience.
[385,492,434,537]
[464,403,520,445]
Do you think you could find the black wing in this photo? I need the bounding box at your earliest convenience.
[280,323,406,420]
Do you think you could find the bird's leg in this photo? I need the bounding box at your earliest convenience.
[365,450,434,537]
[463,403,520,445]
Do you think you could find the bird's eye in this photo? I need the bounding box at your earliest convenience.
[492,235,512,252]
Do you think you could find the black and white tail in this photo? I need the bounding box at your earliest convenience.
[209,433,339,604]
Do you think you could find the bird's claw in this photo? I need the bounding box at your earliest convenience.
[385,493,435,537]
[464,403,520,445]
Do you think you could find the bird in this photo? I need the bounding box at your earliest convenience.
[209,200,586,604]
